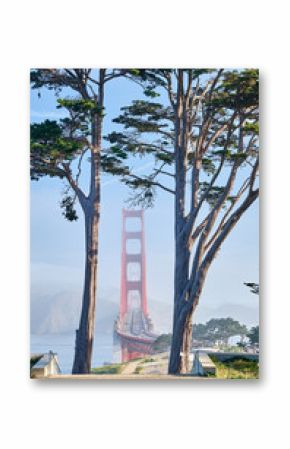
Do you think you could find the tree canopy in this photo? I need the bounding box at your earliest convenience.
[247,325,259,345]
[192,317,248,345]
[106,69,259,208]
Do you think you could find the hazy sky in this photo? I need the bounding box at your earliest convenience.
[30,72,259,324]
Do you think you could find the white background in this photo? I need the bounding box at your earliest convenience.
[0,1,289,448]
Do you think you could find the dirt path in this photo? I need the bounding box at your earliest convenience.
[121,359,141,375]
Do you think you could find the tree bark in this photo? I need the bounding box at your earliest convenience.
[169,238,190,374]
[169,188,259,374]
[72,205,99,374]
[72,71,104,374]
[169,69,192,374]
[169,272,203,374]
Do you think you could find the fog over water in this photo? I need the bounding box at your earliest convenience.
[31,332,115,374]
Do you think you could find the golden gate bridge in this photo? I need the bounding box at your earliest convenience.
[114,209,158,362]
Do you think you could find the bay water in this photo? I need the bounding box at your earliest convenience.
[30,332,115,374]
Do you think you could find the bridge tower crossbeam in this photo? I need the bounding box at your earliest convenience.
[115,209,157,362]
[120,209,147,320]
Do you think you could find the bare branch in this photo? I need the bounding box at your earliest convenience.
[104,69,127,83]
[249,157,259,192]
[185,70,193,101]
[204,177,251,251]
[197,155,225,211]
[154,168,175,178]
[188,160,240,283]
[76,148,89,186]
[61,163,88,208]
[190,216,209,248]
[184,155,225,241]
[163,71,176,109]
[87,76,100,86]
[203,123,228,153]
[127,173,175,195]
[200,188,259,274]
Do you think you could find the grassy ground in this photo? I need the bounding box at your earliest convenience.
[90,353,259,379]
[91,363,124,374]
[209,356,259,379]
[91,354,168,376]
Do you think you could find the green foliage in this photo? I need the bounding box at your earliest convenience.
[244,282,259,294]
[247,326,259,345]
[192,318,248,345]
[156,152,174,163]
[105,131,128,144]
[198,182,227,208]
[244,121,259,134]
[30,118,87,221]
[31,68,259,226]
[31,119,62,140]
[31,120,83,163]
[113,100,172,135]
[110,146,128,159]
[153,333,172,353]
[101,152,130,177]
[30,119,85,182]
[57,98,105,117]
[209,355,259,379]
[124,178,156,208]
[105,97,174,193]
[60,195,78,221]
[127,69,142,77]
[209,69,259,111]
[212,148,235,159]
[110,68,258,209]
[201,157,216,174]
[91,363,123,374]
[191,69,215,79]
[30,69,63,90]
[143,88,160,98]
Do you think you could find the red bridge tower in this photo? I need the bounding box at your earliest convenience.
[115,209,157,362]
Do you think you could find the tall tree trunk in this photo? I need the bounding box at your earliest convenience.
[169,238,190,374]
[169,285,200,374]
[169,69,192,374]
[72,203,100,374]
[169,252,208,374]
[169,189,259,374]
[72,71,104,374]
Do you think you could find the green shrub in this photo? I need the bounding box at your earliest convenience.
[209,356,259,379]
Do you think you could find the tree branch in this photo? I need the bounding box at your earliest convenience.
[154,168,175,178]
[104,69,127,83]
[204,177,251,251]
[200,188,259,273]
[61,163,88,208]
[127,173,175,195]
[163,71,176,109]
[188,160,240,285]
[249,157,259,192]
[75,148,89,186]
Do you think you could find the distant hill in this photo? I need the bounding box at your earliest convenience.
[31,288,259,335]
[193,303,259,328]
[149,299,259,332]
[31,288,118,335]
